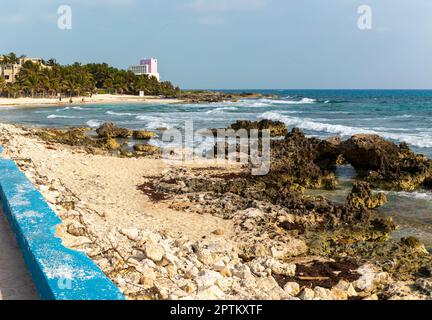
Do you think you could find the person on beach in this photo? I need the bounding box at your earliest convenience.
[69,98,73,104]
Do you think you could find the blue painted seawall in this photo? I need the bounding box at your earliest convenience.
[0,145,125,300]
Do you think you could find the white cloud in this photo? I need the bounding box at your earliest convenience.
[190,0,266,12]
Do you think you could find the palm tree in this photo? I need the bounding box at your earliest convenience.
[4,82,20,98]
[0,76,6,96]
[1,53,180,98]
[17,61,42,98]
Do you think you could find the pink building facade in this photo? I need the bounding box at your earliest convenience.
[140,58,158,74]
[128,58,160,81]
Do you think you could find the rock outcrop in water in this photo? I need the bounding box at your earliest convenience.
[268,128,341,190]
[96,122,132,138]
[222,119,289,137]
[179,91,263,104]
[347,181,387,210]
[215,121,432,192]
[341,134,432,191]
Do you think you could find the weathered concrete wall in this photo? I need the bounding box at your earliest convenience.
[0,146,125,300]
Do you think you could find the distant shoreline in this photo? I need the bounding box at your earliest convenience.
[0,94,184,108]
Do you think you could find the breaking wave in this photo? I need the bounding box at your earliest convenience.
[86,120,102,128]
[106,111,136,116]
[47,114,78,119]
[136,115,171,130]
[205,107,239,114]
[259,111,432,148]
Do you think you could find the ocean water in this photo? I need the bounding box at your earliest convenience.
[1,89,431,247]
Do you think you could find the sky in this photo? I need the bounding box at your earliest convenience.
[0,0,431,89]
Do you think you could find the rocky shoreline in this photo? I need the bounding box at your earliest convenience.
[179,91,265,104]
[0,120,431,300]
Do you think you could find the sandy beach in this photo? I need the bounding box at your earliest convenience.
[1,121,431,300]
[0,94,183,108]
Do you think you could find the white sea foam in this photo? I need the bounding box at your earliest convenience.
[86,120,101,128]
[384,191,432,201]
[257,97,317,105]
[205,107,239,114]
[259,111,432,148]
[47,114,78,119]
[106,111,135,116]
[136,115,171,129]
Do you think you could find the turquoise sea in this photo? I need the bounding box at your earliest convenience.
[1,89,431,248]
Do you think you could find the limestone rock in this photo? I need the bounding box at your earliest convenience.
[120,228,142,242]
[144,241,165,263]
[284,282,300,297]
[299,288,315,300]
[354,264,390,293]
[314,286,337,300]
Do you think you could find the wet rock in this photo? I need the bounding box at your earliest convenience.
[347,181,387,210]
[96,122,132,138]
[133,130,157,140]
[227,119,288,137]
[341,134,432,191]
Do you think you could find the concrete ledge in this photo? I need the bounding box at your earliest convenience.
[0,146,125,300]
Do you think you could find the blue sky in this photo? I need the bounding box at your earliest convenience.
[1,0,431,89]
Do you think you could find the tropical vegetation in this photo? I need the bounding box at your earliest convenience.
[0,52,180,98]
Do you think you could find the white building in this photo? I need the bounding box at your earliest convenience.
[128,58,160,81]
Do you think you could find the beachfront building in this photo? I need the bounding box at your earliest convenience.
[128,58,160,81]
[0,57,46,83]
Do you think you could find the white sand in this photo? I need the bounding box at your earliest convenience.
[0,94,183,108]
